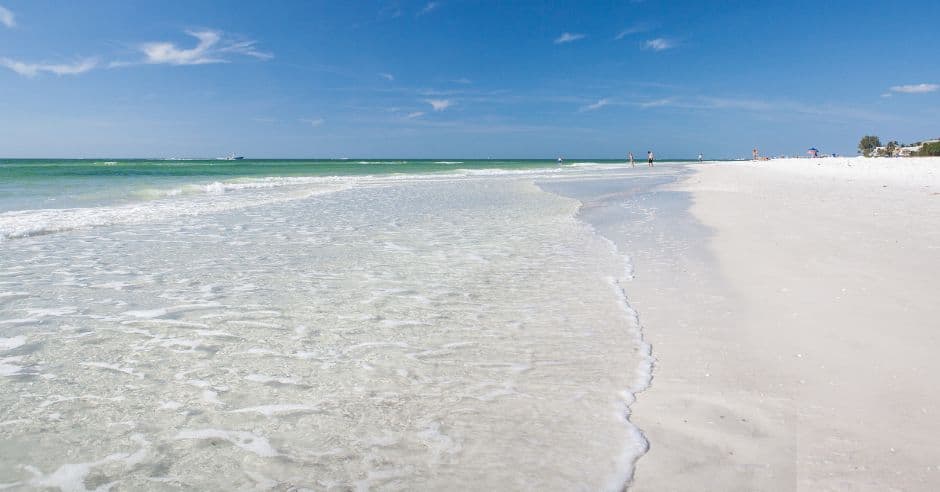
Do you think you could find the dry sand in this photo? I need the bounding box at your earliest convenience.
[628,157,940,491]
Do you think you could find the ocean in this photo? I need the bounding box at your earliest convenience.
[0,158,673,489]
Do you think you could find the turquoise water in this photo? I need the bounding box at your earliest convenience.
[0,158,674,212]
[0,158,693,240]
[0,157,668,488]
[0,158,581,179]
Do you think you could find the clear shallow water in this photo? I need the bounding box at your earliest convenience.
[0,160,674,490]
[0,159,671,239]
[0,159,641,214]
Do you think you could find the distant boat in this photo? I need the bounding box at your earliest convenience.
[217,153,245,161]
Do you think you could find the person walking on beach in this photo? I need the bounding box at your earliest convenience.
[647,150,654,167]
[628,152,635,168]
[698,153,703,162]
[752,147,759,160]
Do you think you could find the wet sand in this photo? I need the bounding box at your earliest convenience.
[547,157,940,490]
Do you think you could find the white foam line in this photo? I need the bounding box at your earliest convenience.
[0,179,354,241]
[244,373,303,385]
[123,303,221,319]
[536,181,655,491]
[121,319,210,329]
[227,404,321,417]
[343,341,409,354]
[16,435,151,491]
[602,276,654,490]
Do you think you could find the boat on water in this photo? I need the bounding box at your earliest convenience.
[217,153,245,160]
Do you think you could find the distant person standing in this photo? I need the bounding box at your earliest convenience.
[628,152,635,168]
[647,151,654,167]
[698,153,703,162]
[752,147,759,160]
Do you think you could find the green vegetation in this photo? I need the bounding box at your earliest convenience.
[918,141,940,156]
[885,140,898,156]
[858,135,881,156]
[857,135,939,157]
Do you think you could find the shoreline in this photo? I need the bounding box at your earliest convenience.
[546,157,940,490]
[537,166,691,489]
[630,157,939,489]
[4,156,937,488]
[1,168,657,489]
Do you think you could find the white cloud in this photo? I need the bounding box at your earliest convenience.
[643,38,675,51]
[889,83,938,94]
[0,57,98,77]
[554,32,586,44]
[0,5,14,28]
[426,99,452,111]
[615,23,655,40]
[406,111,425,119]
[580,98,610,111]
[379,72,394,81]
[453,77,472,84]
[300,118,324,127]
[138,30,272,66]
[217,38,273,60]
[418,2,438,16]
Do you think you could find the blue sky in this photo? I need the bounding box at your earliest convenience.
[1,0,938,158]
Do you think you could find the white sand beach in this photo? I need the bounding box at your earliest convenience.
[623,157,940,490]
[3,157,937,489]
[4,2,938,488]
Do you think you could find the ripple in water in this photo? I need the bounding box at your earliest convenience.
[0,174,647,490]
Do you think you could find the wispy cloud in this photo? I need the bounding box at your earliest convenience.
[580,98,610,111]
[406,111,425,119]
[452,77,472,84]
[426,99,452,111]
[889,83,938,94]
[379,72,395,81]
[0,57,98,77]
[300,117,325,127]
[377,2,403,20]
[418,2,439,16]
[554,32,586,44]
[0,5,14,28]
[642,95,890,121]
[134,30,272,66]
[643,38,675,51]
[638,97,675,108]
[615,23,655,40]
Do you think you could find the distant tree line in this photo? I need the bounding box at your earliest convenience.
[921,141,940,156]
[858,136,880,156]
[858,135,940,157]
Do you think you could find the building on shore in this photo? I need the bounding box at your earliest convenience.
[872,138,939,157]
